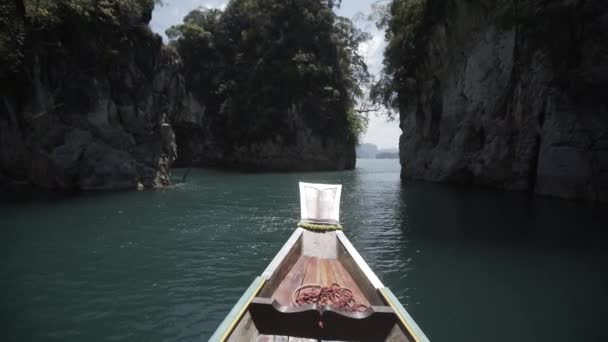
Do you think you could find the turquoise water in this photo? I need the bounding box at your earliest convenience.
[1,159,607,341]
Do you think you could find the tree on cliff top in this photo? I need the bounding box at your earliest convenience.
[369,0,428,117]
[1,0,162,78]
[167,0,371,144]
[16,0,157,26]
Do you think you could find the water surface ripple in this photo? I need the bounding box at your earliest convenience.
[1,160,607,341]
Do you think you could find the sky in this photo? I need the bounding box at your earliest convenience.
[150,0,399,149]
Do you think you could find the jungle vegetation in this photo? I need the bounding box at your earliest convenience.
[167,0,371,144]
[1,0,371,146]
[1,0,163,80]
[369,0,428,118]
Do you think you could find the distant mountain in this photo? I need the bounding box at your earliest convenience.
[378,147,398,154]
[376,151,399,159]
[357,144,399,159]
[375,147,399,159]
[356,143,379,158]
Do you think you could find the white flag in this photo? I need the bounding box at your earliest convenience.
[299,182,342,223]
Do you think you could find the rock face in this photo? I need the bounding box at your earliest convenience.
[225,106,356,171]
[166,1,360,172]
[399,0,608,201]
[170,102,356,171]
[0,11,184,190]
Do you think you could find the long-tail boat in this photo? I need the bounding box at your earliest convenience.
[210,182,429,341]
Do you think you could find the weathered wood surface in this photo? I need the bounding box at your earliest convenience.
[209,276,266,342]
[302,230,337,258]
[271,256,308,305]
[379,287,430,342]
[270,256,368,307]
[329,259,370,306]
[227,311,258,342]
[259,231,303,298]
[215,229,429,341]
[336,231,384,305]
[322,258,337,285]
[258,336,347,342]
[335,231,383,288]
[386,324,415,342]
[302,256,321,285]
[249,298,396,340]
[257,334,289,341]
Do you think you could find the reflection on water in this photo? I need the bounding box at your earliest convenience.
[1,159,607,341]
[393,181,608,341]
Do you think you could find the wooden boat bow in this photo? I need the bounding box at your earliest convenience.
[210,183,429,341]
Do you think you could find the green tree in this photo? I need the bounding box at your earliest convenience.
[1,0,161,79]
[168,0,370,144]
[370,0,428,117]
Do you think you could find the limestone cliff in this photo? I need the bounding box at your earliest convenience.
[0,3,184,190]
[170,103,356,171]
[0,0,364,188]
[398,0,608,201]
[166,1,360,172]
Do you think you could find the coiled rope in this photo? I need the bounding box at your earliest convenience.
[297,221,343,231]
[292,283,368,312]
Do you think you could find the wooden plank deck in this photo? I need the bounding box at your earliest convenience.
[270,256,369,307]
[257,335,347,342]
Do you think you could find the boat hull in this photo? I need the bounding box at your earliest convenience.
[210,228,429,342]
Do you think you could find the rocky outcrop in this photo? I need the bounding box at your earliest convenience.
[399,0,608,201]
[0,1,360,188]
[166,1,360,172]
[223,107,356,171]
[170,102,356,171]
[0,7,185,190]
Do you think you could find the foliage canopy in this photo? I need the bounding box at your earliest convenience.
[370,0,428,117]
[1,0,159,78]
[168,0,370,144]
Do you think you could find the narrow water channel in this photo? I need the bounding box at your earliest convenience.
[1,159,606,341]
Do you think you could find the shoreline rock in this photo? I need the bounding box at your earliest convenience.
[398,0,608,202]
[0,6,181,191]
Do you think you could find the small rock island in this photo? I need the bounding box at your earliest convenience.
[2,0,607,203]
[373,0,608,202]
[0,0,366,190]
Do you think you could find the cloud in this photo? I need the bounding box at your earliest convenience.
[358,28,386,75]
[357,29,400,149]
[150,1,227,40]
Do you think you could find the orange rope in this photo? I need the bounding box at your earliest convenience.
[292,283,368,313]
